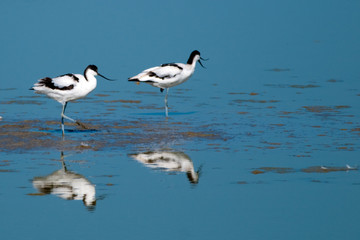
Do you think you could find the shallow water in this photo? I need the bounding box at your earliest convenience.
[1,1,360,240]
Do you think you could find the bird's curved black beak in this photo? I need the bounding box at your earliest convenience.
[198,57,209,69]
[98,73,116,81]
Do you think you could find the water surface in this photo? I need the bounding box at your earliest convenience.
[1,1,360,240]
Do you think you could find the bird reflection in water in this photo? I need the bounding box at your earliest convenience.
[129,151,202,184]
[32,152,96,211]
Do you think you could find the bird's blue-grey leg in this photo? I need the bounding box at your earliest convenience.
[165,88,169,117]
[60,102,77,136]
[61,102,76,123]
[61,102,89,131]
[61,102,66,136]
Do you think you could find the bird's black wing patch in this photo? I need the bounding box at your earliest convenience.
[59,73,79,82]
[38,77,74,90]
[161,63,183,70]
[148,71,173,80]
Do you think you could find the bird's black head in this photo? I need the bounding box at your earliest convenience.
[192,50,201,56]
[87,65,98,73]
[187,50,208,68]
[85,64,116,81]
[187,50,201,64]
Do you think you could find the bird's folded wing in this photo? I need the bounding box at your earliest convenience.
[138,64,183,81]
[50,74,80,88]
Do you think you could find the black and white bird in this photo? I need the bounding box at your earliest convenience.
[31,65,114,136]
[128,50,207,117]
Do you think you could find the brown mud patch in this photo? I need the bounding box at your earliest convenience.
[228,92,259,96]
[266,68,290,72]
[303,105,351,113]
[94,94,110,97]
[270,124,285,127]
[289,84,320,89]
[252,166,357,175]
[0,169,16,173]
[180,131,218,139]
[301,166,357,173]
[252,167,295,174]
[264,84,320,89]
[327,79,343,83]
[233,99,279,104]
[0,100,44,105]
[0,119,226,152]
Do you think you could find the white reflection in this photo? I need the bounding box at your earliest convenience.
[32,152,96,210]
[129,151,201,184]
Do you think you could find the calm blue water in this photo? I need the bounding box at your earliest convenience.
[1,1,360,239]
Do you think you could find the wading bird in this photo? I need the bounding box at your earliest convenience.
[31,65,114,136]
[128,50,207,117]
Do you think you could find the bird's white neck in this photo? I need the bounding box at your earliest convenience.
[83,73,97,93]
[84,68,98,81]
[85,73,95,81]
[188,54,200,70]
